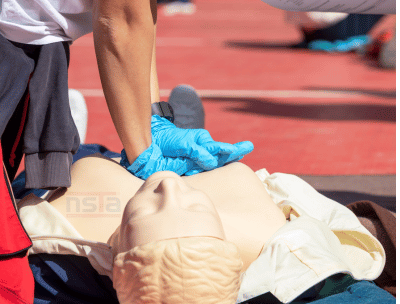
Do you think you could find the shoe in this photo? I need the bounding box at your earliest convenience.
[180,2,196,15]
[68,89,88,144]
[363,29,395,69]
[167,84,205,129]
[163,1,196,16]
[379,30,396,69]
[163,2,180,16]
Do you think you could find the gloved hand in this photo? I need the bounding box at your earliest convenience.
[120,142,194,180]
[151,115,254,172]
[185,141,254,176]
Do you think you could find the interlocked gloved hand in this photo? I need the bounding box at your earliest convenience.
[185,141,254,176]
[120,142,194,180]
[151,115,254,174]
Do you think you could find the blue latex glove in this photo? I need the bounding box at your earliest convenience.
[151,115,254,171]
[185,141,254,176]
[120,142,194,179]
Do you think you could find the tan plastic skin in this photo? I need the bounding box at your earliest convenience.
[49,156,287,271]
[115,171,227,254]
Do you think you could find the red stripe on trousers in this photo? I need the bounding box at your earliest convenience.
[9,78,31,168]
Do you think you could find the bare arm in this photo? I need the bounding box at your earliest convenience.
[92,0,157,164]
[150,25,160,104]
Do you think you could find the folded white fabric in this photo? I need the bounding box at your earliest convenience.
[18,194,113,278]
[237,170,385,303]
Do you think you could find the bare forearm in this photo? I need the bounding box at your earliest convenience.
[93,0,157,164]
[150,25,160,104]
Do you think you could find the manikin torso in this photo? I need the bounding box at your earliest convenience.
[49,156,286,271]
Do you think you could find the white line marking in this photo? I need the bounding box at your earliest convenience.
[77,89,365,99]
[78,89,105,97]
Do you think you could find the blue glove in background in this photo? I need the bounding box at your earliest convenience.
[151,115,254,171]
[185,141,254,176]
[120,142,194,179]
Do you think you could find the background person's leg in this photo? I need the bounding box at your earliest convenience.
[296,14,384,52]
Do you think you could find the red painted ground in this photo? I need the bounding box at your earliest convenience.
[68,0,396,175]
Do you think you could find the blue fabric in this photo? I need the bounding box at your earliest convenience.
[29,254,119,304]
[298,14,384,52]
[309,35,370,52]
[244,276,394,304]
[12,144,121,199]
[306,281,395,304]
[304,14,383,43]
[12,171,47,200]
[72,143,121,161]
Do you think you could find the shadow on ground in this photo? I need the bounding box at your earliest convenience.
[204,97,395,122]
[224,39,309,52]
[304,87,396,99]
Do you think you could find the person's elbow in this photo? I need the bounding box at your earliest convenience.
[92,0,155,47]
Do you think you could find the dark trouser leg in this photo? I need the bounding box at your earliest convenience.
[0,34,34,181]
[2,86,30,182]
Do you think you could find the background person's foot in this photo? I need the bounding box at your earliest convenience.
[167,84,205,129]
[163,1,196,16]
[379,30,396,69]
[68,89,88,144]
[163,1,180,16]
[180,2,196,15]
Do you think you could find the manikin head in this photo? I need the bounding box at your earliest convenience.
[110,171,243,304]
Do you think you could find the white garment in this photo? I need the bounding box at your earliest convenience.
[17,169,385,303]
[237,169,385,303]
[68,89,88,144]
[0,0,92,44]
[260,0,395,14]
[286,12,348,30]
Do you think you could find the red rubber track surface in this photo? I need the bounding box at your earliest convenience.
[68,0,396,175]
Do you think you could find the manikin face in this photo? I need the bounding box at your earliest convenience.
[120,171,226,248]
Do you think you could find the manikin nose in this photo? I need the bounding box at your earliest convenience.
[157,177,181,191]
[154,177,185,209]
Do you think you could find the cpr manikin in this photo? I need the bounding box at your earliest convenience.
[109,171,242,304]
[22,156,388,303]
[48,156,287,304]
